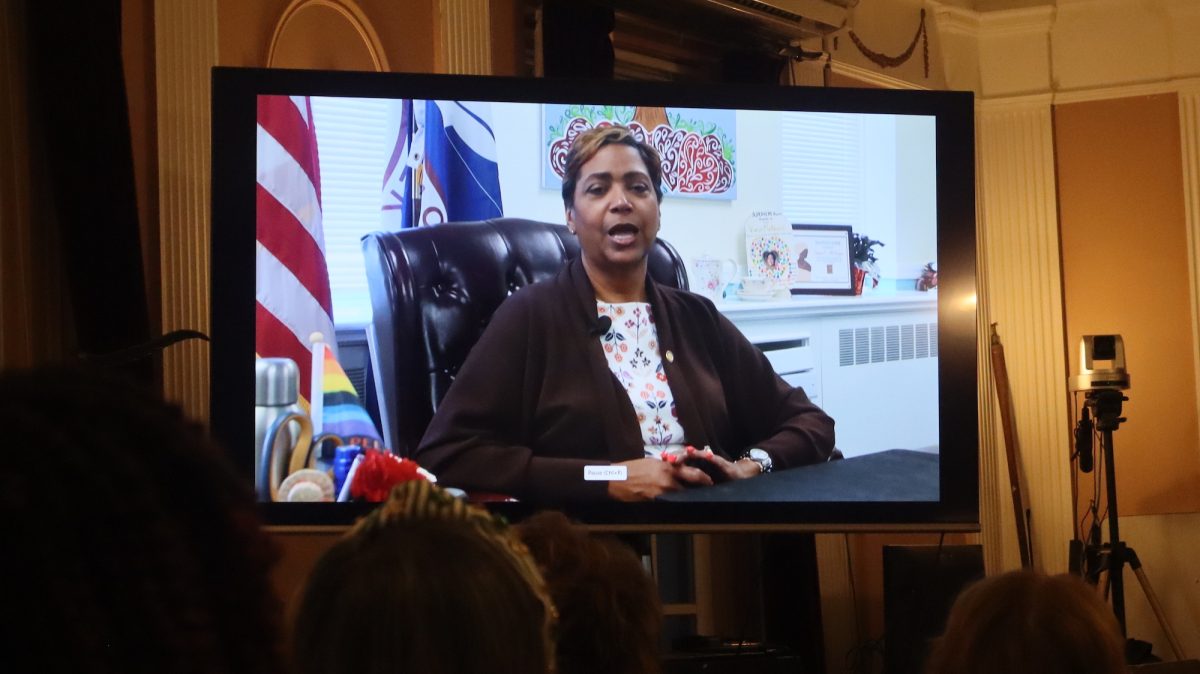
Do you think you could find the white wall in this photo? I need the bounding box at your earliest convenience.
[895,115,938,278]
[490,103,938,285]
[1121,512,1200,660]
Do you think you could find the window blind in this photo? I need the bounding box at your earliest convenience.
[310,96,392,327]
[780,112,864,227]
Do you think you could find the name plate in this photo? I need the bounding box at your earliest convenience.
[584,465,627,481]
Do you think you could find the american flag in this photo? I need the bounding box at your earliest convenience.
[255,95,335,406]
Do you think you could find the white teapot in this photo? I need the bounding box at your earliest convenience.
[692,256,739,300]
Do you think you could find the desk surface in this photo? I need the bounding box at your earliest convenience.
[658,448,939,503]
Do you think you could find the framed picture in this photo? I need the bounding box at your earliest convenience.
[789,224,854,295]
[542,104,738,200]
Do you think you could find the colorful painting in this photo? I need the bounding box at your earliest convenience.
[542,104,737,200]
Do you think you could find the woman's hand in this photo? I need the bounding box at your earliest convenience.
[606,457,714,501]
[678,446,761,482]
[700,453,763,481]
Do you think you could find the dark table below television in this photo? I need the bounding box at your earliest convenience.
[657,448,939,503]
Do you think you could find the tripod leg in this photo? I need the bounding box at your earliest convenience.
[1129,561,1186,660]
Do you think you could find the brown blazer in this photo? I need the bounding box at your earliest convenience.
[414,258,835,504]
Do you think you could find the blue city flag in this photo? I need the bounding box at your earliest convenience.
[417,100,504,225]
[380,98,415,230]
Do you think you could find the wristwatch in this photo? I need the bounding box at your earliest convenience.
[741,448,773,474]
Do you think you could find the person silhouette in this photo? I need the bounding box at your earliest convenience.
[515,511,661,674]
[924,570,1126,674]
[0,364,286,674]
[292,480,556,674]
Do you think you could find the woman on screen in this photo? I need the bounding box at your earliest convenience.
[414,125,835,503]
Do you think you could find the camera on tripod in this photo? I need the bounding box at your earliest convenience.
[1071,336,1130,473]
[1070,334,1130,392]
[1063,334,1184,660]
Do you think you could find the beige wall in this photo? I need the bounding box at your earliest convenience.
[1056,93,1200,517]
[211,0,521,76]
[216,0,436,71]
[825,0,948,90]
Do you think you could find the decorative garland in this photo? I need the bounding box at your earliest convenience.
[847,8,929,78]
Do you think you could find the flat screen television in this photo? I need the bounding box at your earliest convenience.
[211,66,978,530]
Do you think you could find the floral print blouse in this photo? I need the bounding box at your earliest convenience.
[596,301,687,456]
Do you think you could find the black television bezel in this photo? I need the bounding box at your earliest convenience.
[211,66,979,531]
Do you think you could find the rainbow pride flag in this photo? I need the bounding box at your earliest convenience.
[316,344,384,450]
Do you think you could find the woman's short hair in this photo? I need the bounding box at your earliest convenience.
[561,124,664,210]
[924,570,1126,674]
[516,511,662,674]
[0,365,284,674]
[292,480,556,674]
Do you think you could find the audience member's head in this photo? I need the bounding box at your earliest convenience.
[924,570,1126,674]
[516,511,662,674]
[0,365,284,674]
[292,480,556,674]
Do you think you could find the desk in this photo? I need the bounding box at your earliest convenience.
[658,449,938,503]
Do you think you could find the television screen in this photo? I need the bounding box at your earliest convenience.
[211,66,978,529]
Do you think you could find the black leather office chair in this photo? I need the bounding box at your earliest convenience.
[361,217,689,457]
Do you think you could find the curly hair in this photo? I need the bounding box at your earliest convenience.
[924,570,1126,674]
[0,365,284,674]
[293,480,557,674]
[516,511,662,674]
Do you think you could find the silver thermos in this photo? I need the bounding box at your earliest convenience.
[254,358,307,500]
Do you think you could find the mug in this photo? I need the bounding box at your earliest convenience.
[693,256,739,300]
[741,275,771,295]
[258,410,315,501]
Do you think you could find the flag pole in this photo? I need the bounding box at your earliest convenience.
[310,332,326,435]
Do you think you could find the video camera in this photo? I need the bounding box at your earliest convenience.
[1069,334,1130,392]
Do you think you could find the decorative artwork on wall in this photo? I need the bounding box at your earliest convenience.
[789,224,855,295]
[542,104,737,200]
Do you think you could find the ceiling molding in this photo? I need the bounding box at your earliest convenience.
[1053,76,1200,105]
[977,91,1054,113]
[977,4,1054,38]
[828,60,928,90]
[926,1,981,38]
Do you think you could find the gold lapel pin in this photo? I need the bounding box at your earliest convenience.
[665,350,674,363]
